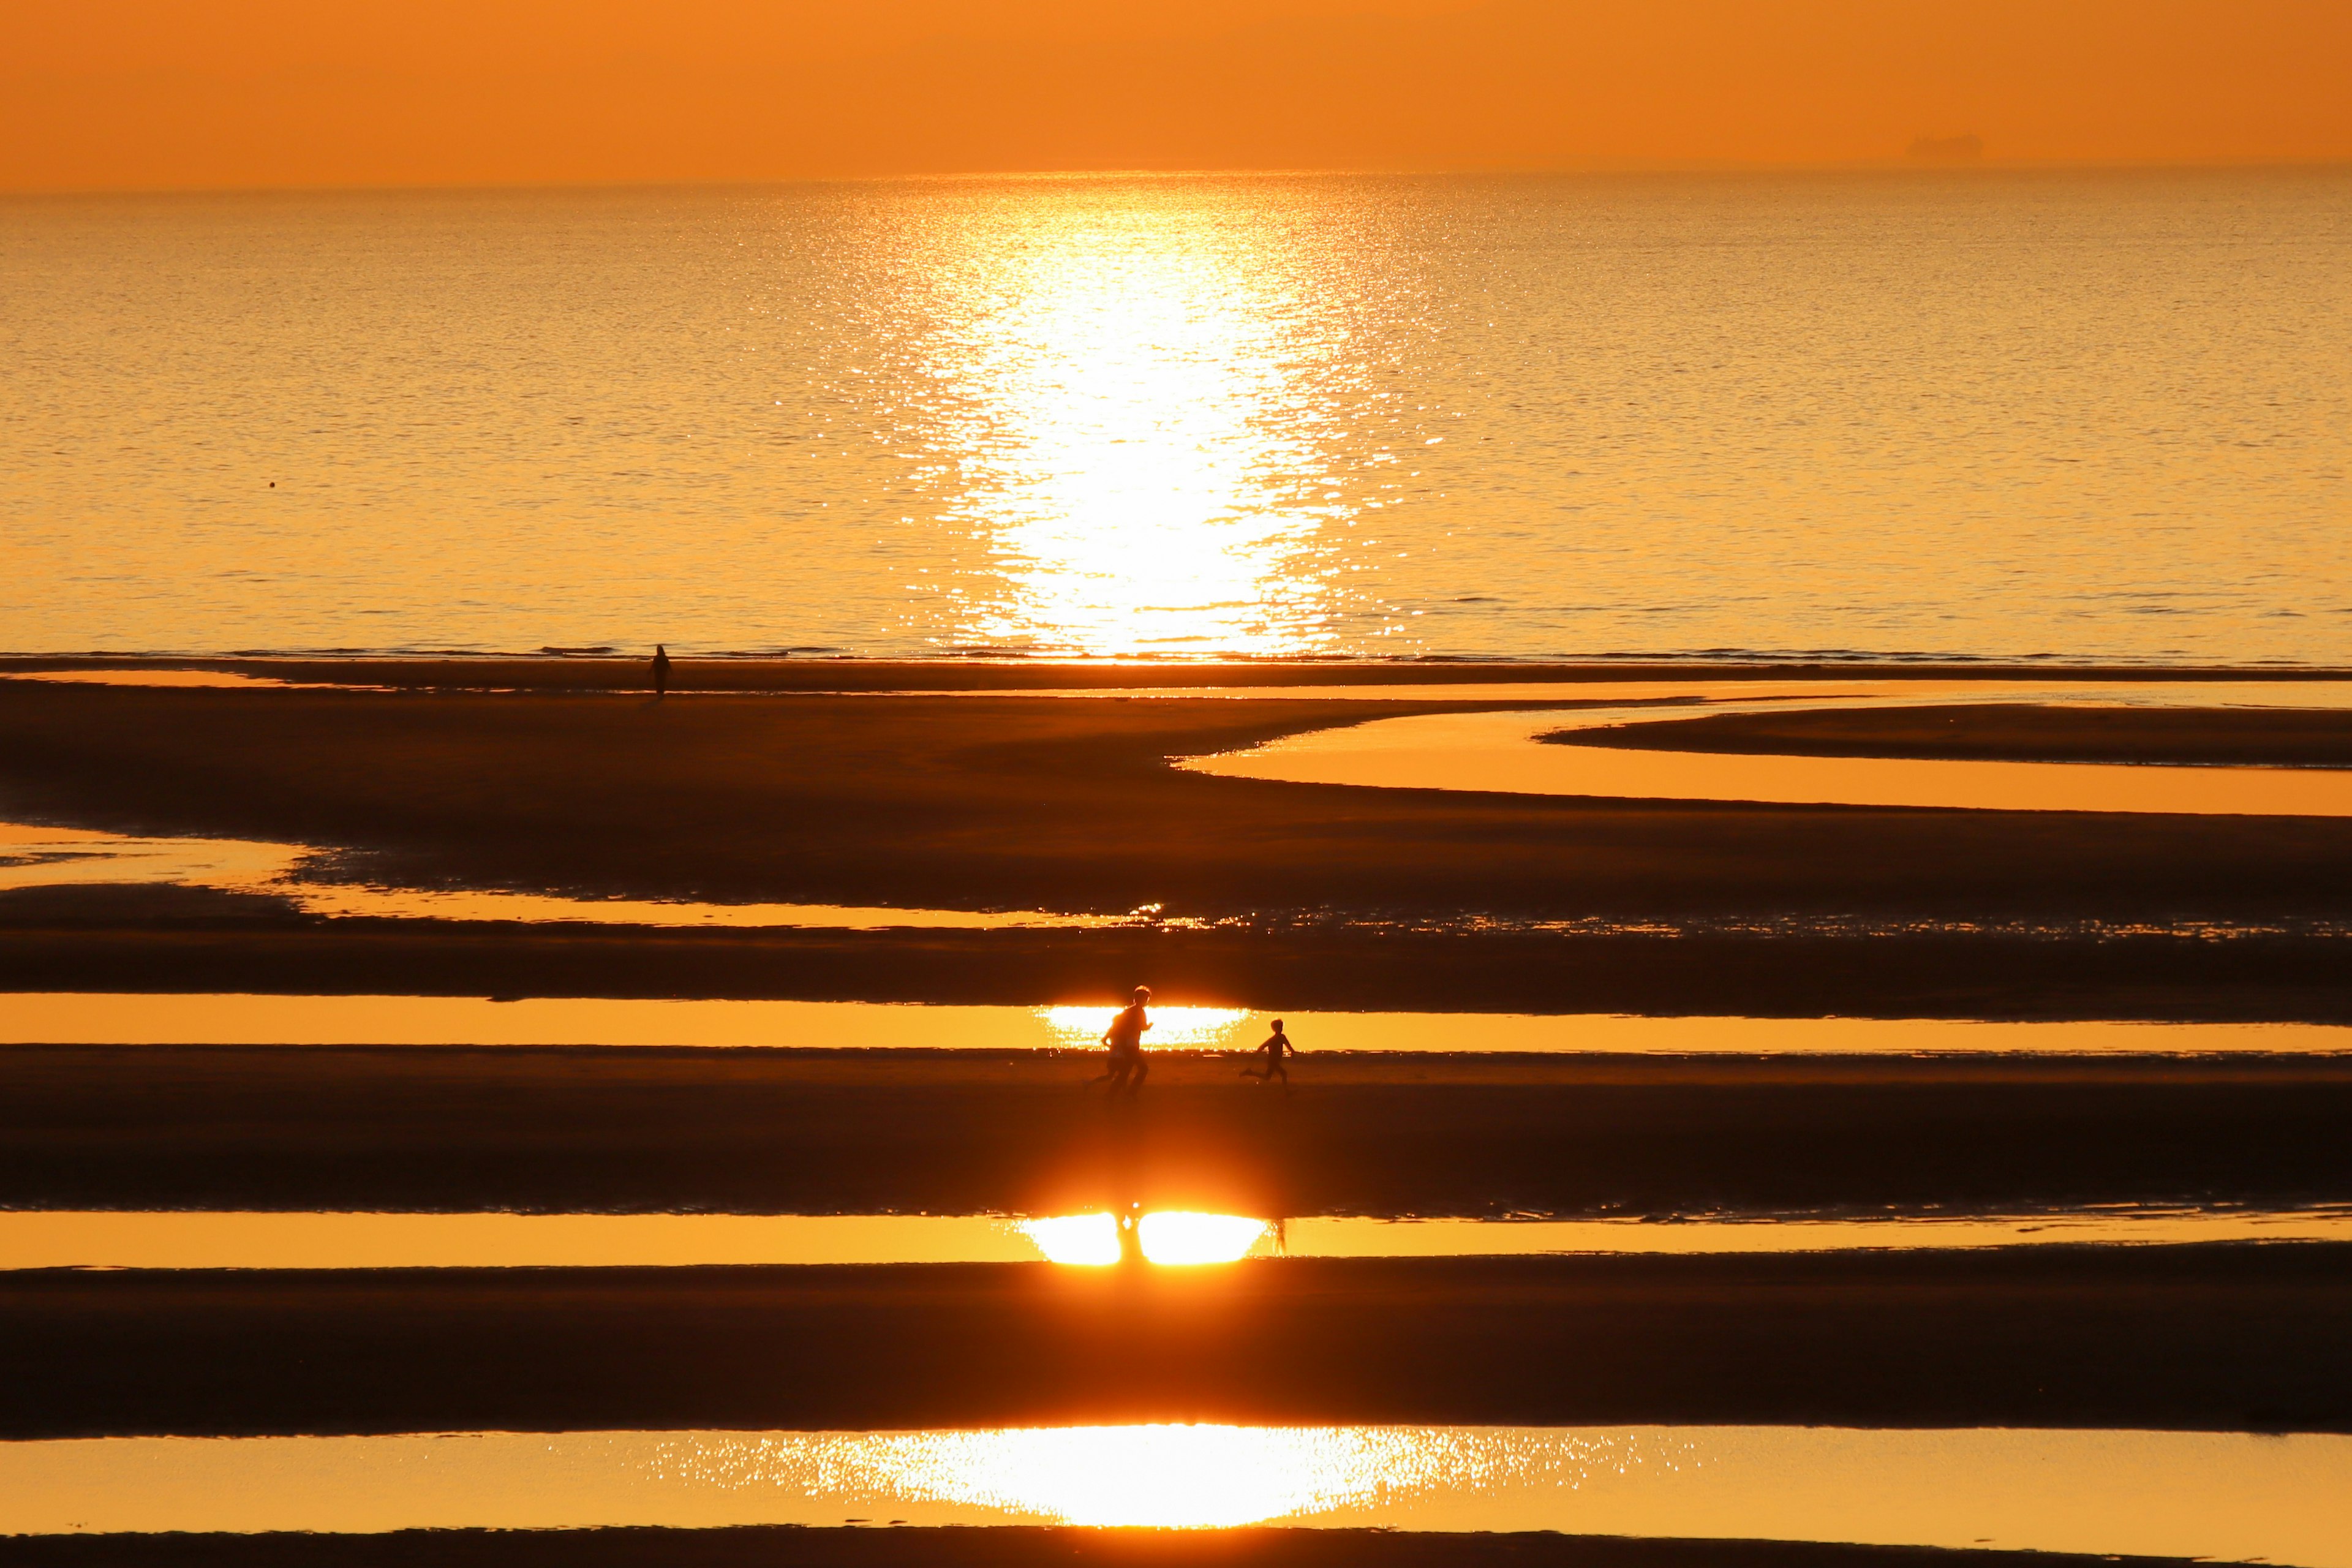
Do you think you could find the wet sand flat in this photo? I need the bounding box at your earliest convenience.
[7,923,2351,1024]
[4,1246,2348,1438]
[15,992,2352,1052]
[6,677,2352,929]
[7,662,2351,1551]
[7,1047,2352,1215]
[1560,703,2352,767]
[13,1205,2352,1271]
[6,1425,2342,1556]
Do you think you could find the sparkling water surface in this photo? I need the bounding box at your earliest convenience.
[4,1425,2348,1558]
[5,170,2346,662]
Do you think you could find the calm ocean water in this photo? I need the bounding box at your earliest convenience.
[3,172,2346,663]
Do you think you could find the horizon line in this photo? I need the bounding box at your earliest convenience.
[9,156,2351,202]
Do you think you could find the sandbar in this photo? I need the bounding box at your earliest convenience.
[8,1046,2352,1216]
[5,676,2352,941]
[4,1245,2348,1438]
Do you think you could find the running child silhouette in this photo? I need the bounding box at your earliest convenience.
[1243,1018,1294,1086]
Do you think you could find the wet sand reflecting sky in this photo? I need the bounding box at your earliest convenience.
[7,993,2350,1054]
[1,1424,2345,1560]
[6,1205,2350,1272]
[0,822,1150,932]
[1186,681,2352,817]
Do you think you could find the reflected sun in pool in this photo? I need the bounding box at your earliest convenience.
[1015,1212,1271,1267]
[823,1423,1434,1529]
[1037,1005,1254,1050]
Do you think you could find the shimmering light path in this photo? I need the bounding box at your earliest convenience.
[7,993,2351,1054]
[1,1425,2345,1561]
[10,178,2351,664]
[5,1206,2350,1272]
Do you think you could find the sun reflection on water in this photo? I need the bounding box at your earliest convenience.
[1037,1005,1255,1050]
[1013,1213,1123,1267]
[6,1425,2346,1555]
[1014,1212,1272,1267]
[924,197,1359,657]
[662,1423,1586,1529]
[1139,1212,1272,1265]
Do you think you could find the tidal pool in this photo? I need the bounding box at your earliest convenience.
[0,821,1147,931]
[6,1205,2347,1272]
[0,823,1157,930]
[0,1423,2344,1561]
[1184,680,2352,817]
[6,992,2348,1054]
[0,669,318,690]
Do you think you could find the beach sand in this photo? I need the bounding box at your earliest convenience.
[4,664,2350,1558]
[4,920,2350,1023]
[6,1047,2352,1216]
[3,675,2352,935]
[5,1244,2348,1438]
[1553,703,2352,767]
[6,666,2352,1027]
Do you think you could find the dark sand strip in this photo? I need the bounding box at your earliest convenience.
[4,1246,2346,1438]
[0,1526,2206,1568]
[1553,704,2352,768]
[7,682,2352,926]
[6,924,2351,1024]
[8,1048,2352,1216]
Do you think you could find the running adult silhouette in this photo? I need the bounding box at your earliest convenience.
[1101,987,1153,1095]
[651,644,671,699]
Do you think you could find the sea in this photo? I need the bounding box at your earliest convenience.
[3,170,2346,665]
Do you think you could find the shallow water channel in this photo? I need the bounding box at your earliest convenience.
[6,1205,2348,1271]
[0,821,1142,931]
[1,1423,2345,1560]
[1185,680,2352,816]
[9,993,2350,1054]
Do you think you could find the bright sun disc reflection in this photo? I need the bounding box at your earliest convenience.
[1014,1212,1271,1266]
[1014,1213,1123,1266]
[789,1423,1458,1528]
[6,1424,2350,1557]
[1038,1005,1254,1050]
[1139,1212,1272,1264]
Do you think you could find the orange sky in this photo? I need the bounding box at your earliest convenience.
[5,0,2348,192]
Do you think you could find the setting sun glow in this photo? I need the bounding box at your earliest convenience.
[9,2,2350,192]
